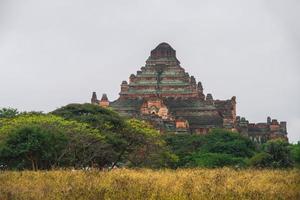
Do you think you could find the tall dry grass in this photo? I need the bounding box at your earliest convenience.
[0,168,299,200]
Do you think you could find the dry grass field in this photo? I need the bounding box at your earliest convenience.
[0,168,299,200]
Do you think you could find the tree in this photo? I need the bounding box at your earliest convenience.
[290,142,300,167]
[0,126,67,170]
[51,103,125,132]
[0,114,109,170]
[163,134,205,167]
[52,104,176,168]
[200,129,256,158]
[117,119,177,168]
[262,139,293,168]
[164,129,256,168]
[0,108,19,118]
[248,152,273,168]
[187,153,246,168]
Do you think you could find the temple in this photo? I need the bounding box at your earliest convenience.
[91,42,288,143]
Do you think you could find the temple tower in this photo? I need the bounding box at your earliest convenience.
[91,92,98,105]
[118,42,201,99]
[90,42,288,142]
[99,93,109,108]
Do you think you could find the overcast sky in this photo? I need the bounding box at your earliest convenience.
[0,0,299,142]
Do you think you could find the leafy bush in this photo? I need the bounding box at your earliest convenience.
[52,104,176,168]
[163,134,205,167]
[290,142,300,167]
[248,152,273,168]
[164,129,255,168]
[51,103,125,132]
[262,139,293,168]
[201,129,256,157]
[0,114,108,170]
[1,105,297,170]
[0,108,19,118]
[187,152,246,168]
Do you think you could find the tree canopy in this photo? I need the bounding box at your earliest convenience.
[0,105,298,170]
[0,114,108,170]
[164,129,256,168]
[51,104,176,168]
[0,108,19,118]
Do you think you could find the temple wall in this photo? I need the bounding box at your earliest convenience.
[99,100,109,108]
[91,42,288,143]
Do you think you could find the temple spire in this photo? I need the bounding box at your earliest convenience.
[91,92,98,104]
[99,93,109,108]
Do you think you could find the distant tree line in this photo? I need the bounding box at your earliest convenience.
[0,105,299,170]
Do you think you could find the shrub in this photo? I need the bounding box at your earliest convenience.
[263,139,293,168]
[248,152,273,168]
[0,114,108,170]
[187,152,246,168]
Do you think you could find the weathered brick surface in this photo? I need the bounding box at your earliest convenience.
[91,43,288,142]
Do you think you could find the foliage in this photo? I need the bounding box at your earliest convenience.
[262,139,293,168]
[52,104,176,168]
[123,119,178,168]
[0,114,108,170]
[0,108,19,118]
[51,103,125,132]
[248,139,294,169]
[200,129,256,157]
[0,126,67,170]
[187,152,246,168]
[52,104,129,166]
[248,152,273,168]
[164,129,256,167]
[0,169,299,200]
[290,142,300,167]
[0,104,297,169]
[163,134,206,167]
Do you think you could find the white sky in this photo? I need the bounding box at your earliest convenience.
[0,0,299,142]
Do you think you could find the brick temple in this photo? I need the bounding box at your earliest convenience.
[91,42,288,143]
